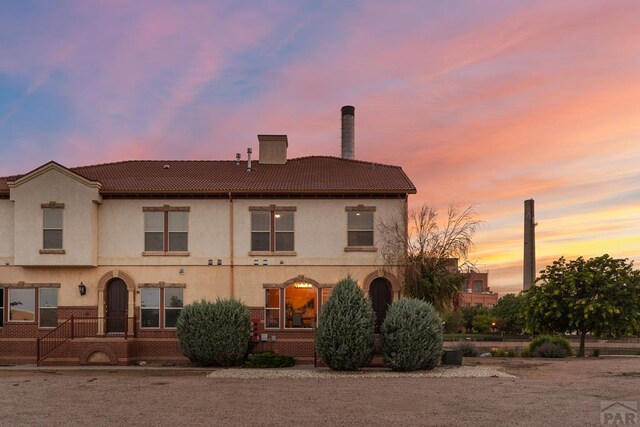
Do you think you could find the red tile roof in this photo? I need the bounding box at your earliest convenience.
[0,156,416,196]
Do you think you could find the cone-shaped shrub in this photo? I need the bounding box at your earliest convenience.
[381,298,444,371]
[177,298,251,366]
[316,276,375,370]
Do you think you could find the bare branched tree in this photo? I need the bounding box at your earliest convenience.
[378,203,481,311]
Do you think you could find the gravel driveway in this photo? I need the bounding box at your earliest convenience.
[1,357,638,426]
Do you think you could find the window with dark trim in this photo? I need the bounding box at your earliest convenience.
[347,211,374,246]
[250,206,295,252]
[143,207,189,252]
[9,289,35,322]
[264,288,280,328]
[43,207,63,249]
[164,288,183,328]
[141,288,160,328]
[140,287,183,329]
[39,288,58,328]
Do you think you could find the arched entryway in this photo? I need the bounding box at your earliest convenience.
[369,277,392,333]
[106,279,128,333]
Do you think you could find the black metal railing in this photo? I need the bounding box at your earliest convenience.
[37,315,136,365]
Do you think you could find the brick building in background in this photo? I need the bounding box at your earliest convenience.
[460,271,498,308]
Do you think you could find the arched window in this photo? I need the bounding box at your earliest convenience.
[284,283,316,329]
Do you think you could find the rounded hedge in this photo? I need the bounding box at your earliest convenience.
[381,298,444,371]
[316,276,375,370]
[176,298,251,366]
[527,335,572,357]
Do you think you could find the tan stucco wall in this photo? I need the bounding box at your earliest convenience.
[1,190,406,309]
[97,199,230,265]
[10,168,100,266]
[0,264,395,308]
[0,200,13,263]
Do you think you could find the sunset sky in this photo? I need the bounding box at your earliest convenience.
[1,1,638,294]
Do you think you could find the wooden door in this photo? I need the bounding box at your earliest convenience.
[369,278,391,333]
[106,279,127,333]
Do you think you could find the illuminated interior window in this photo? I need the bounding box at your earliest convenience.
[284,283,316,329]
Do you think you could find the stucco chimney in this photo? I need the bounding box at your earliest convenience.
[258,135,288,165]
[341,105,355,159]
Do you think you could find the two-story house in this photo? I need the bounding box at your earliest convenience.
[0,107,416,365]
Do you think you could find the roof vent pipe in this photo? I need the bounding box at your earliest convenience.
[341,105,355,160]
[235,153,241,166]
[247,148,252,172]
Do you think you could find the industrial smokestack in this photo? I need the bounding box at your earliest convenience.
[523,199,536,290]
[341,105,355,159]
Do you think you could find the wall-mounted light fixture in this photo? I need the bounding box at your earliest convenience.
[253,259,259,266]
[179,267,185,275]
[208,259,213,266]
[262,259,268,266]
[78,282,86,296]
[217,259,222,266]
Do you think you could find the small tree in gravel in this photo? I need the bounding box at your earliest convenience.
[176,298,251,366]
[316,276,375,370]
[381,298,443,371]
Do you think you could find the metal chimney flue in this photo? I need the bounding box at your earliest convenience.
[247,148,252,172]
[341,105,355,159]
[235,153,241,165]
[523,199,536,291]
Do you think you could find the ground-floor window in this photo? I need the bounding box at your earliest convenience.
[264,289,280,328]
[141,288,160,328]
[164,288,183,328]
[0,288,4,327]
[141,288,183,329]
[284,283,316,329]
[9,289,35,322]
[39,288,58,328]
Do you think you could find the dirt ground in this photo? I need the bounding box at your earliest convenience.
[1,358,638,426]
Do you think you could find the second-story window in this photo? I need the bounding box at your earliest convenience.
[43,207,63,249]
[143,207,189,252]
[250,206,295,252]
[347,211,374,247]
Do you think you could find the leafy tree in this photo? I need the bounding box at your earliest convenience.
[379,204,481,311]
[442,309,465,333]
[493,293,525,334]
[524,255,640,357]
[472,313,494,333]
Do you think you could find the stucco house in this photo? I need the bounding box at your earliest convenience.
[0,107,416,365]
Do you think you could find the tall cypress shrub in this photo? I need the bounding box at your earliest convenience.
[381,298,443,371]
[316,276,375,370]
[176,298,251,366]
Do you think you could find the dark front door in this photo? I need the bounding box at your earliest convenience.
[369,278,391,333]
[106,279,128,333]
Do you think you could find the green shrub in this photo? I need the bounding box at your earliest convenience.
[528,335,572,356]
[316,276,375,370]
[591,349,600,357]
[245,350,295,368]
[455,342,480,357]
[381,298,444,371]
[176,298,251,366]
[532,342,569,358]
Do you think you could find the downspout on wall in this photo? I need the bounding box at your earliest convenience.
[229,192,235,298]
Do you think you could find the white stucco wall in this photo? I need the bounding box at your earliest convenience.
[10,167,101,266]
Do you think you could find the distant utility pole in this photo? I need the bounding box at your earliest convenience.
[523,199,536,291]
